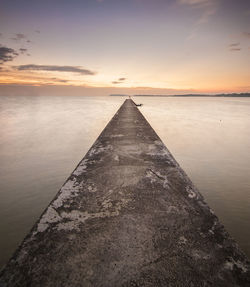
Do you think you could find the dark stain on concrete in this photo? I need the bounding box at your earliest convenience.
[0,99,250,286]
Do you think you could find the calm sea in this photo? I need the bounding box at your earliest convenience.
[0,95,250,268]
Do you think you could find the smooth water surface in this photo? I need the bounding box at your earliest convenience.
[140,96,250,258]
[0,95,123,268]
[0,95,250,268]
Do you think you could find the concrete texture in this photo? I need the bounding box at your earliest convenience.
[0,99,250,286]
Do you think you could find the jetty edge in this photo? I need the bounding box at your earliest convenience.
[0,99,250,286]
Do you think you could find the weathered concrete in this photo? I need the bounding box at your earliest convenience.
[1,99,250,286]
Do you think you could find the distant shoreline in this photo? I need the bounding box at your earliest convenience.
[110,93,250,97]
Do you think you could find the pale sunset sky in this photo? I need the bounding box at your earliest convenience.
[0,0,250,95]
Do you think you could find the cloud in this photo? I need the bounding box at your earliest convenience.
[178,0,218,23]
[50,77,68,83]
[112,77,127,84]
[19,48,30,56]
[179,0,211,5]
[14,64,96,75]
[10,33,27,41]
[228,43,241,51]
[0,45,18,64]
[229,43,240,47]
[230,48,241,51]
[19,48,28,54]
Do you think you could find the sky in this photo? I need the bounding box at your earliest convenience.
[0,0,250,95]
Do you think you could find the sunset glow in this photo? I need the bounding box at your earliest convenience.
[1,0,250,94]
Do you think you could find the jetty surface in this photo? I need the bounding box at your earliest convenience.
[1,99,250,286]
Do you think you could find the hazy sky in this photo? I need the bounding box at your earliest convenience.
[0,0,250,94]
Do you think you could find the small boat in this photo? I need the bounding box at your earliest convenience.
[135,103,143,107]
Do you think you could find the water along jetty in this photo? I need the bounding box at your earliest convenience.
[1,99,250,286]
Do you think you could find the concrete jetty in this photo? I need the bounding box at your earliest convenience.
[1,99,250,286]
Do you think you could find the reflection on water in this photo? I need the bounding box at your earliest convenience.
[0,95,250,268]
[140,96,250,258]
[0,95,123,268]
